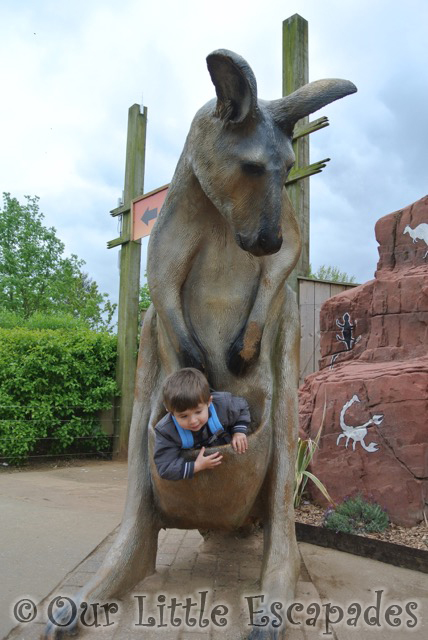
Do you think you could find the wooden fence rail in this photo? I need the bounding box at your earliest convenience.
[298,277,356,385]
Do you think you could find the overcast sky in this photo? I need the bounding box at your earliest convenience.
[1,0,427,313]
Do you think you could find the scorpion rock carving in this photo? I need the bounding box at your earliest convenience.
[403,223,428,259]
[43,50,356,640]
[337,394,383,453]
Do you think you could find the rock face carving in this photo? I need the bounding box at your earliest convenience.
[300,196,428,527]
[337,394,383,453]
[44,50,356,639]
[403,223,428,258]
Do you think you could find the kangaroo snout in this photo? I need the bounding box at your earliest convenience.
[237,228,283,256]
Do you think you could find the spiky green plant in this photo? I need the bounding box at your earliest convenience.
[294,400,334,508]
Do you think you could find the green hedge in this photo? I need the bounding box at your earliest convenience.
[0,310,90,331]
[0,327,118,463]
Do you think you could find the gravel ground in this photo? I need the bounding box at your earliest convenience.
[295,502,428,551]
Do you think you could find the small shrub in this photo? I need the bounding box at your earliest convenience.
[324,494,389,535]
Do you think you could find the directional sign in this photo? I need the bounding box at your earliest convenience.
[132,185,169,240]
[141,206,158,226]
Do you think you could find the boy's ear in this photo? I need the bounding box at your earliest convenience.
[209,395,213,405]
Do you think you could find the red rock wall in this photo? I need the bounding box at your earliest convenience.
[299,196,428,526]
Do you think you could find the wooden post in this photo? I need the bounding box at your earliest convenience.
[283,14,310,293]
[113,104,147,458]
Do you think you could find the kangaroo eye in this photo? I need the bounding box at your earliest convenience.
[242,162,265,176]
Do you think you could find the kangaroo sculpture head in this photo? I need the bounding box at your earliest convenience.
[184,49,357,257]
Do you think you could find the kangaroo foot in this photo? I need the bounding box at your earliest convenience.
[247,625,287,640]
[41,517,159,639]
[245,547,299,640]
[43,597,81,639]
[248,627,287,640]
[246,589,290,640]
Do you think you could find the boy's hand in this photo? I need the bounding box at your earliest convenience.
[232,433,248,454]
[194,447,223,473]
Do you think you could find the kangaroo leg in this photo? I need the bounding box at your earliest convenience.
[227,190,301,376]
[42,307,162,639]
[247,290,300,640]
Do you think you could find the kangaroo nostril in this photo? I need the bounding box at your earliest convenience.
[235,229,282,255]
[263,233,282,252]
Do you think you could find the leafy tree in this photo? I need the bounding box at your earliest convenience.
[0,193,116,330]
[307,264,356,284]
[139,278,152,312]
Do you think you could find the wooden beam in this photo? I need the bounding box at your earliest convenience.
[106,235,130,249]
[286,158,330,185]
[294,116,329,140]
[110,203,130,218]
[114,104,147,458]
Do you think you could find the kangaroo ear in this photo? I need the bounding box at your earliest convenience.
[206,49,258,124]
[268,79,357,134]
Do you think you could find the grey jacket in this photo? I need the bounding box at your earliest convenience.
[154,391,250,480]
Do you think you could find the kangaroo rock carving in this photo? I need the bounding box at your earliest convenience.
[337,394,383,453]
[403,222,428,258]
[44,50,356,639]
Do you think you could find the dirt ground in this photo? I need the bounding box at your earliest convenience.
[295,501,428,551]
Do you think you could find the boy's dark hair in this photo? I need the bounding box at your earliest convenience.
[162,368,211,413]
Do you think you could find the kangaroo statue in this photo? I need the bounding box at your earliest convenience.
[44,50,356,639]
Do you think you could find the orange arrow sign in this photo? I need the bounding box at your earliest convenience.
[132,185,169,240]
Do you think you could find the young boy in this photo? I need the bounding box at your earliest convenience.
[154,368,250,481]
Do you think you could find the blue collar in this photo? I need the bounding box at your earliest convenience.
[172,402,224,449]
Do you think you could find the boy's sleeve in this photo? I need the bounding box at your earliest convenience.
[228,395,251,435]
[154,429,195,480]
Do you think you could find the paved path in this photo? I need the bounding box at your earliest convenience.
[3,461,428,639]
[0,461,127,639]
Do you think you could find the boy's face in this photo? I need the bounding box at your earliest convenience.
[172,398,212,432]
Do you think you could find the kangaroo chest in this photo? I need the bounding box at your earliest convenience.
[181,235,260,358]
